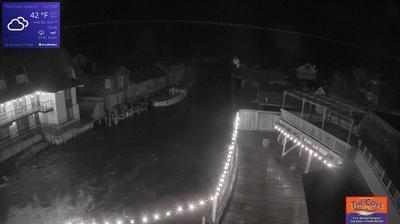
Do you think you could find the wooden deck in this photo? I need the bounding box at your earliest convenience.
[221,130,309,224]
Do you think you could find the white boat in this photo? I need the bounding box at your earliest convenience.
[152,87,187,107]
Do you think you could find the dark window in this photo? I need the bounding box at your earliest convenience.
[105,79,111,89]
[65,89,72,99]
[119,76,124,88]
[16,117,29,132]
[65,89,73,120]
[66,107,73,120]
[0,125,11,142]
[116,96,120,106]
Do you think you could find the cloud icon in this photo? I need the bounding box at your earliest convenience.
[17,17,29,28]
[7,17,29,31]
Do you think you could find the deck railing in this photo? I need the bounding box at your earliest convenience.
[280,109,350,159]
[238,109,281,131]
[0,100,53,126]
[357,139,400,213]
[212,142,239,223]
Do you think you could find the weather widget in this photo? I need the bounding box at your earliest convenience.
[2,2,60,48]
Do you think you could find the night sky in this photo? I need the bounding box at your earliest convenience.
[61,0,400,61]
[58,0,400,109]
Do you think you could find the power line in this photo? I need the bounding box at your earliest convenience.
[62,19,400,62]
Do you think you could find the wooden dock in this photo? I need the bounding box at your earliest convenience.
[221,130,309,224]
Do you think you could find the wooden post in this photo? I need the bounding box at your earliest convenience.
[321,107,327,130]
[212,195,218,223]
[282,136,287,157]
[255,111,259,131]
[347,119,354,143]
[304,152,312,174]
[308,103,312,121]
[301,99,305,118]
[299,145,302,157]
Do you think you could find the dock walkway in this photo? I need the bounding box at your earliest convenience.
[221,130,309,224]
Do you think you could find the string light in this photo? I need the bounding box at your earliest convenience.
[63,114,240,224]
[275,124,338,168]
[177,206,183,212]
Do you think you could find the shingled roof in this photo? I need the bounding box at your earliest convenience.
[0,49,88,103]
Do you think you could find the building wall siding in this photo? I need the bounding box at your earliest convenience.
[39,92,58,124]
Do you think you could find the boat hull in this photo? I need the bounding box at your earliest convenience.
[151,92,187,114]
[152,92,186,107]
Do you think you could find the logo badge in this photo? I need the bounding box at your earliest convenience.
[346,196,388,224]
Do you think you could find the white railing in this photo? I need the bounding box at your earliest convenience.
[0,100,54,126]
[212,142,239,223]
[238,109,280,131]
[357,139,400,213]
[280,109,350,159]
